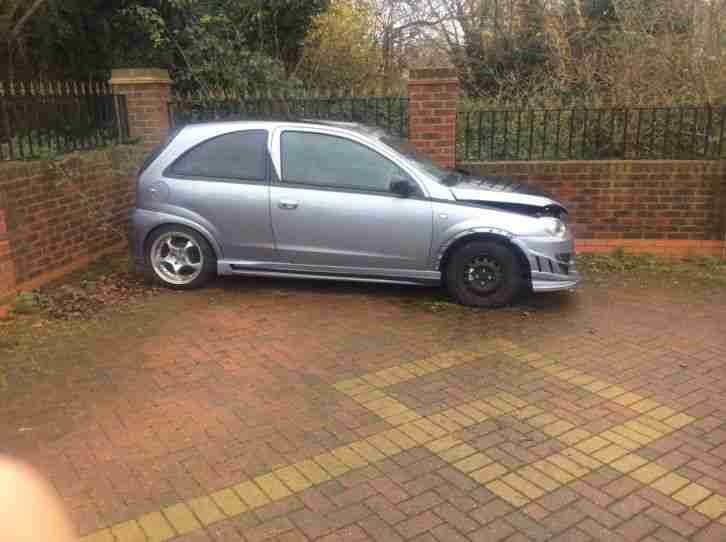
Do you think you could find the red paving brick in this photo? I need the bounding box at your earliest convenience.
[1,277,726,541]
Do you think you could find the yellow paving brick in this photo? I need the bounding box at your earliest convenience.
[610,454,649,474]
[366,434,402,456]
[528,357,556,368]
[456,403,490,423]
[398,422,433,444]
[80,529,114,542]
[531,460,575,484]
[612,425,653,451]
[543,420,576,437]
[295,459,332,484]
[569,374,597,386]
[353,389,388,404]
[575,436,611,454]
[547,454,590,478]
[511,405,543,420]
[503,472,546,499]
[636,415,674,435]
[401,362,428,377]
[210,489,248,517]
[648,405,677,421]
[529,413,559,427]
[383,428,419,450]
[427,413,463,432]
[630,463,669,484]
[557,369,583,382]
[441,408,476,427]
[332,445,369,469]
[470,463,509,484]
[345,383,375,397]
[334,378,366,392]
[630,398,661,414]
[368,399,409,418]
[518,465,561,492]
[664,413,695,429]
[425,435,461,454]
[651,473,690,495]
[486,397,516,414]
[695,495,726,520]
[453,452,493,473]
[598,386,627,400]
[561,448,602,470]
[187,496,225,526]
[439,443,478,463]
[486,480,530,507]
[234,480,271,509]
[614,392,644,407]
[624,420,664,441]
[672,483,712,506]
[469,400,503,418]
[255,473,294,500]
[111,520,146,542]
[414,359,439,373]
[386,410,421,426]
[558,428,592,446]
[497,392,529,409]
[162,503,201,535]
[362,373,390,387]
[314,452,350,477]
[351,440,386,463]
[412,418,449,439]
[593,444,629,464]
[542,364,568,375]
[584,380,610,393]
[275,465,313,492]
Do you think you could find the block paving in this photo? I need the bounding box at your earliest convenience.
[1,279,726,542]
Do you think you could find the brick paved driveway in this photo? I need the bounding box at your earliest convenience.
[2,276,726,542]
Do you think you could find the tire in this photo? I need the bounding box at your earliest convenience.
[145,225,216,290]
[445,240,526,308]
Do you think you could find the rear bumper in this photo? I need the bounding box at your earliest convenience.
[514,235,579,293]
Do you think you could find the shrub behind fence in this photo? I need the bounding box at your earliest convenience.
[0,80,130,161]
[458,106,726,161]
[169,92,409,138]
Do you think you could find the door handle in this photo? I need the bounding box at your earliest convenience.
[278,199,299,210]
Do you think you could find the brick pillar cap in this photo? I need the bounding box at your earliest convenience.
[409,68,458,80]
[110,68,172,86]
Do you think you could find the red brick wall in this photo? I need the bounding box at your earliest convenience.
[0,146,145,298]
[460,161,726,247]
[408,69,459,169]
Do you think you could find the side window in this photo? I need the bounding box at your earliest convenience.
[280,131,409,193]
[167,130,268,181]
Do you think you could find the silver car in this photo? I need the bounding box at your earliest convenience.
[130,121,578,307]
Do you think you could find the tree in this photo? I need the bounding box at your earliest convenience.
[0,0,48,78]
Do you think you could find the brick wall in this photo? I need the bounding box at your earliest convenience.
[0,146,145,299]
[461,160,726,255]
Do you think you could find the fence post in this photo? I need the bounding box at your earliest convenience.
[407,68,459,169]
[109,68,172,150]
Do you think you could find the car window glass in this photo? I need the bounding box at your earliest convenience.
[168,130,268,181]
[281,131,408,193]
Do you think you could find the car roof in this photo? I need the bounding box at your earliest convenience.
[177,119,389,140]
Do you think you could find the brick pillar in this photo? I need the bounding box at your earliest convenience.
[407,68,459,169]
[110,68,172,149]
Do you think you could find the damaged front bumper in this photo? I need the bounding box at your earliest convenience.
[514,235,579,293]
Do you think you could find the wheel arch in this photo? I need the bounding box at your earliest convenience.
[438,232,532,283]
[143,222,222,261]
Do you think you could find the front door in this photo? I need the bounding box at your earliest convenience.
[270,129,433,271]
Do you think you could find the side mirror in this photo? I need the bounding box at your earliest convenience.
[390,177,416,197]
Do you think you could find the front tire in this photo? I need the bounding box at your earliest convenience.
[445,240,526,308]
[146,225,216,289]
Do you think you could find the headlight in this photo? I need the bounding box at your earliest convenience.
[540,217,568,238]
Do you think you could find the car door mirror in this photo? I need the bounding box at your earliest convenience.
[390,177,416,197]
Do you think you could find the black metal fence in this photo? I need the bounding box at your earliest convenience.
[458,106,726,162]
[169,93,409,138]
[0,80,130,161]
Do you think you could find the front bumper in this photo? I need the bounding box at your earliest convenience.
[514,235,579,293]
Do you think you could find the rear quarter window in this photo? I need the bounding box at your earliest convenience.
[139,128,181,175]
[166,130,268,181]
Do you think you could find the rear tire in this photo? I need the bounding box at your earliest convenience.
[445,240,526,308]
[145,225,216,290]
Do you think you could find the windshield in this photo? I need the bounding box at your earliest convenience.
[381,136,460,185]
